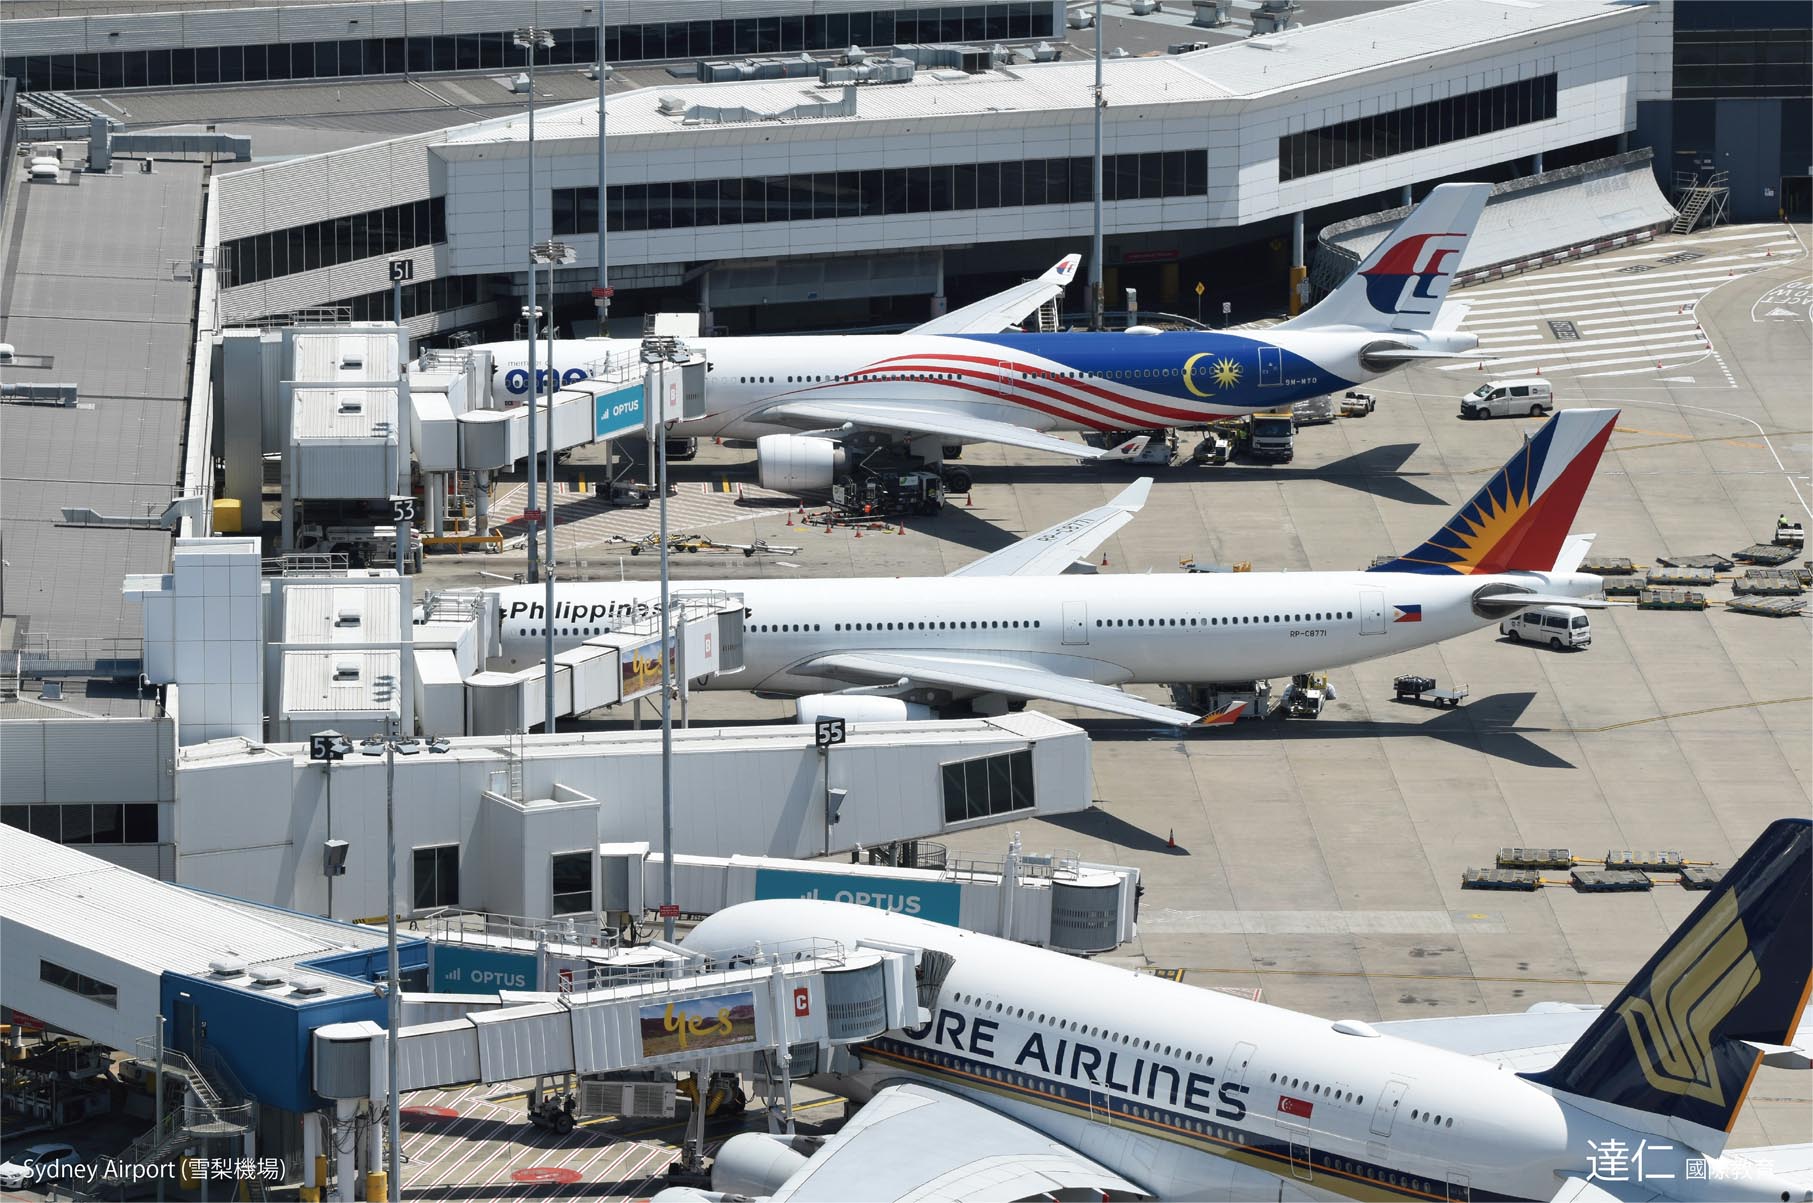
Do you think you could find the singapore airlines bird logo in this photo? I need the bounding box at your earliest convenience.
[1209,357,1242,390]
[1616,891,1760,1105]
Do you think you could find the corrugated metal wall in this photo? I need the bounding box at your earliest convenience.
[0,717,176,803]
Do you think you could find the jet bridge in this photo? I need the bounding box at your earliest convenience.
[308,938,926,1200]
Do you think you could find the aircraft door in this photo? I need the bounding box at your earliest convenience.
[1258,346,1283,387]
[1226,1041,1256,1085]
[1062,601,1089,646]
[1359,588,1386,635]
[1286,1126,1313,1181]
[996,361,1020,403]
[1370,1079,1409,1137]
[1446,1171,1471,1202]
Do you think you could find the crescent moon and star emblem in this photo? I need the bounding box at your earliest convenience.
[1183,353,1244,396]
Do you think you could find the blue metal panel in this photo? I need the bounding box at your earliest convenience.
[159,939,429,1112]
[430,943,539,993]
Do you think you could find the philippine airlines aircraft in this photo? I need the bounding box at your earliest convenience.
[670,819,1813,1202]
[470,183,1489,493]
[487,407,1619,726]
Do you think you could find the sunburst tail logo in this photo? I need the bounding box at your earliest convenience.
[1367,409,1619,575]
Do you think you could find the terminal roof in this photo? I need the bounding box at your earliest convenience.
[0,827,387,983]
[444,0,1636,145]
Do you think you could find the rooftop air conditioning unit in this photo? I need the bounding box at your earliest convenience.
[290,977,328,997]
[250,970,290,989]
[657,94,686,115]
[333,659,361,681]
[335,607,361,628]
[341,354,365,370]
[338,397,364,414]
[208,959,247,978]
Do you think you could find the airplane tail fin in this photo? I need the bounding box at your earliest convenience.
[1281,182,1491,333]
[1524,818,1811,1151]
[1367,409,1618,575]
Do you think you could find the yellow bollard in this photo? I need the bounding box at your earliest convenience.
[367,1169,389,1201]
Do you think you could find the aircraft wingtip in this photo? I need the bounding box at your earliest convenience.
[1197,700,1246,727]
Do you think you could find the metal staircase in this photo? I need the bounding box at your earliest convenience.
[1035,296,1061,333]
[103,1041,256,1187]
[1671,170,1730,235]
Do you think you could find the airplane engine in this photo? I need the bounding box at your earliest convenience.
[794,694,933,724]
[710,1132,811,1197]
[756,434,845,493]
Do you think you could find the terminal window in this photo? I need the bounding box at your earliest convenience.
[552,150,1208,236]
[941,748,1036,825]
[4,5,1052,92]
[223,198,445,289]
[2,803,159,845]
[1278,74,1558,183]
[551,851,593,915]
[39,960,118,1009]
[413,844,460,911]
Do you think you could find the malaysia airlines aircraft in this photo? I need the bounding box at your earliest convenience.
[469,183,1489,493]
[487,407,1618,726]
[671,819,1812,1202]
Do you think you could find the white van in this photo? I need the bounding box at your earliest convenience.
[1461,378,1552,419]
[1499,604,1591,649]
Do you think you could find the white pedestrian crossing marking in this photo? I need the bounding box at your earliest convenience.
[1452,224,1803,380]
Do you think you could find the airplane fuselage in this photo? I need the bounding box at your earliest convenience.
[488,570,1594,702]
[476,327,1465,440]
[688,901,1798,1203]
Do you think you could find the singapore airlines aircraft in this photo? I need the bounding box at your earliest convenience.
[487,408,1618,726]
[470,183,1489,493]
[670,818,1812,1203]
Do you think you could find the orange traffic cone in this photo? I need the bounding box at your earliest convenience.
[1167,829,1175,849]
[1100,553,1109,567]
[854,528,863,539]
[897,524,906,536]
[785,511,793,527]
[1476,360,1484,371]
[965,491,973,507]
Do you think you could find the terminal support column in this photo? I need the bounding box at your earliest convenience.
[1288,210,1307,318]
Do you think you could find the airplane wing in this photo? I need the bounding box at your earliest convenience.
[760,399,1147,462]
[906,254,1080,336]
[949,478,1150,578]
[1549,1175,1665,1203]
[731,1081,1152,1201]
[1371,1004,1603,1072]
[800,649,1202,726]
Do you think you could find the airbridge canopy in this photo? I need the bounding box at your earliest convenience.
[314,940,925,1100]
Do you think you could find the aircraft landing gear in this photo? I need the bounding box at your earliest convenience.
[941,466,973,495]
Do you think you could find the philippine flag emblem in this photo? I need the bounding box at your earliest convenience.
[1393,604,1423,623]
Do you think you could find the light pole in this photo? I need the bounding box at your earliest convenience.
[530,239,576,733]
[638,335,690,941]
[356,726,450,1201]
[1090,0,1105,331]
[514,27,555,585]
[593,3,611,335]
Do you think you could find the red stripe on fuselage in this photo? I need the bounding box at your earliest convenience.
[861,352,1238,426]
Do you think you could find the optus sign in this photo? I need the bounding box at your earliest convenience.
[753,867,961,926]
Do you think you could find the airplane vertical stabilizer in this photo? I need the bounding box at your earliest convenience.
[1283,182,1491,333]
[1525,818,1812,1152]
[1368,408,1618,575]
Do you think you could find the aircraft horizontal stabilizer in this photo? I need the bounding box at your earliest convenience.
[1363,348,1492,362]
[1472,592,1614,612]
[761,399,1126,461]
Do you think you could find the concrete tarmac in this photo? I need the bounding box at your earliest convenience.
[419,224,1811,1153]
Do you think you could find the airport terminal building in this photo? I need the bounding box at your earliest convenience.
[200,0,1663,336]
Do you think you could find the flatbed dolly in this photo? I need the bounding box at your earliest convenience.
[1393,675,1468,707]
